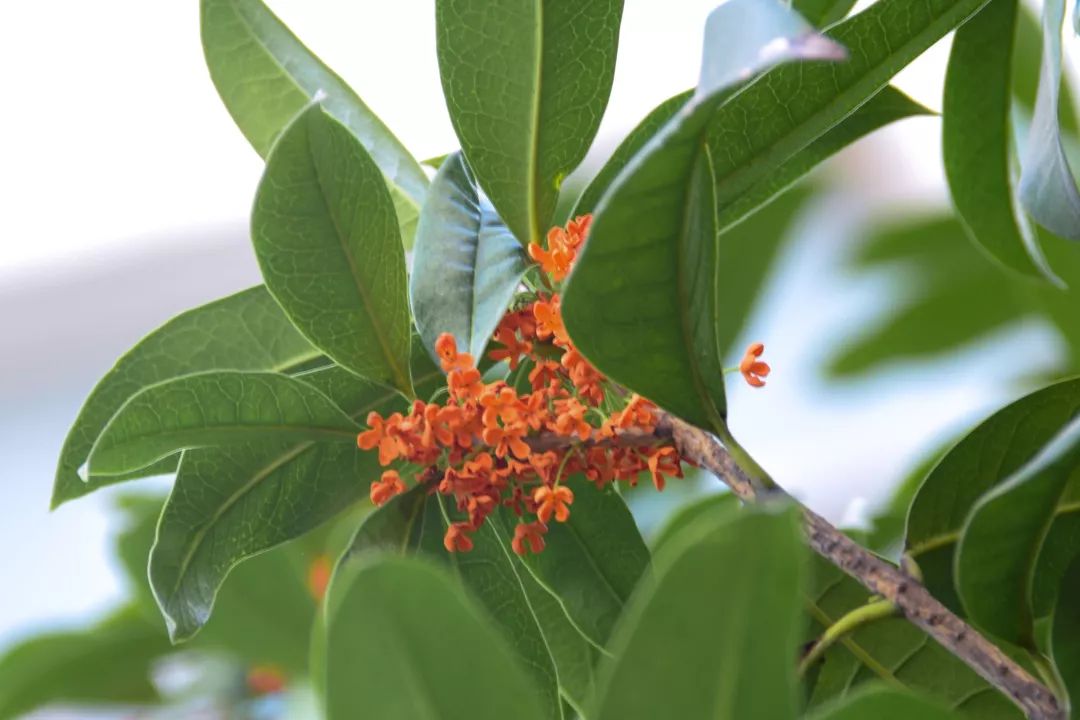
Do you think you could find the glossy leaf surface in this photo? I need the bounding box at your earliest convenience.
[808,686,964,720]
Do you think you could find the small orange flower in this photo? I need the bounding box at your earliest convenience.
[357,412,407,466]
[482,422,531,459]
[435,332,474,372]
[306,554,332,602]
[646,446,683,491]
[247,665,286,695]
[444,522,475,552]
[739,342,770,388]
[480,385,523,427]
[553,398,591,441]
[488,326,532,369]
[511,521,547,555]
[533,297,570,346]
[534,484,574,523]
[370,469,406,505]
[448,367,484,401]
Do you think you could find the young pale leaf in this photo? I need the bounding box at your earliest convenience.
[807,686,963,720]
[508,476,650,649]
[563,0,843,433]
[905,377,1080,608]
[435,0,624,245]
[200,0,427,242]
[956,415,1080,647]
[252,104,413,395]
[150,349,443,642]
[1050,555,1080,715]
[943,0,1054,280]
[0,607,171,720]
[807,555,1020,716]
[85,371,359,478]
[324,556,546,720]
[705,0,992,235]
[1018,0,1080,240]
[410,152,529,361]
[591,505,805,720]
[52,287,318,508]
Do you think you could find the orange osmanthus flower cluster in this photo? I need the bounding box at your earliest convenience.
[355,214,691,555]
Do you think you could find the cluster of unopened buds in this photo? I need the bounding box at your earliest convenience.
[357,215,769,555]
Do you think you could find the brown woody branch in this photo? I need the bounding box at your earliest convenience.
[523,414,1064,718]
[652,412,1065,720]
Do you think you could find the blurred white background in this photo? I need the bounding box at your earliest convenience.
[0,0,1070,656]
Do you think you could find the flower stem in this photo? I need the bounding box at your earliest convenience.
[799,598,897,676]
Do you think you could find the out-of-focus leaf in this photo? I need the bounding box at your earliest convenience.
[252,104,413,395]
[200,0,427,243]
[410,152,528,360]
[1019,0,1080,239]
[1050,555,1080,714]
[53,287,318,507]
[571,90,692,218]
[591,505,805,720]
[906,378,1080,608]
[793,0,859,27]
[342,489,566,719]
[84,371,358,478]
[807,686,964,719]
[150,349,442,642]
[943,0,1053,279]
[324,556,545,720]
[957,415,1080,647]
[511,476,650,648]
[704,0,986,235]
[648,491,740,557]
[0,607,171,720]
[806,555,1021,716]
[435,0,624,245]
[563,0,843,432]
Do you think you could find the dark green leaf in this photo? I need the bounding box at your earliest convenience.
[1050,555,1080,715]
[435,0,624,245]
[0,607,171,720]
[410,152,529,360]
[324,556,545,720]
[571,90,692,218]
[511,476,650,648]
[200,0,427,242]
[591,505,805,720]
[807,686,963,719]
[53,287,318,507]
[793,0,859,28]
[956,415,1080,646]
[563,0,842,432]
[906,378,1080,609]
[150,349,443,642]
[252,104,413,395]
[807,555,1021,717]
[1018,0,1080,240]
[943,0,1052,279]
[705,0,991,235]
[85,371,358,478]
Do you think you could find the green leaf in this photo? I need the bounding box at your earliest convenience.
[435,0,624,245]
[410,152,529,360]
[806,555,1021,717]
[200,0,427,243]
[1018,0,1080,240]
[943,0,1052,280]
[906,377,1080,609]
[648,491,740,557]
[563,0,843,431]
[956,415,1080,647]
[591,505,805,720]
[511,475,650,648]
[85,371,359,478]
[150,349,443,642]
[1050,555,1080,715]
[571,90,692,218]
[252,103,413,395]
[53,287,318,507]
[704,0,991,235]
[324,556,546,720]
[0,607,171,720]
[793,0,859,27]
[807,686,964,720]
